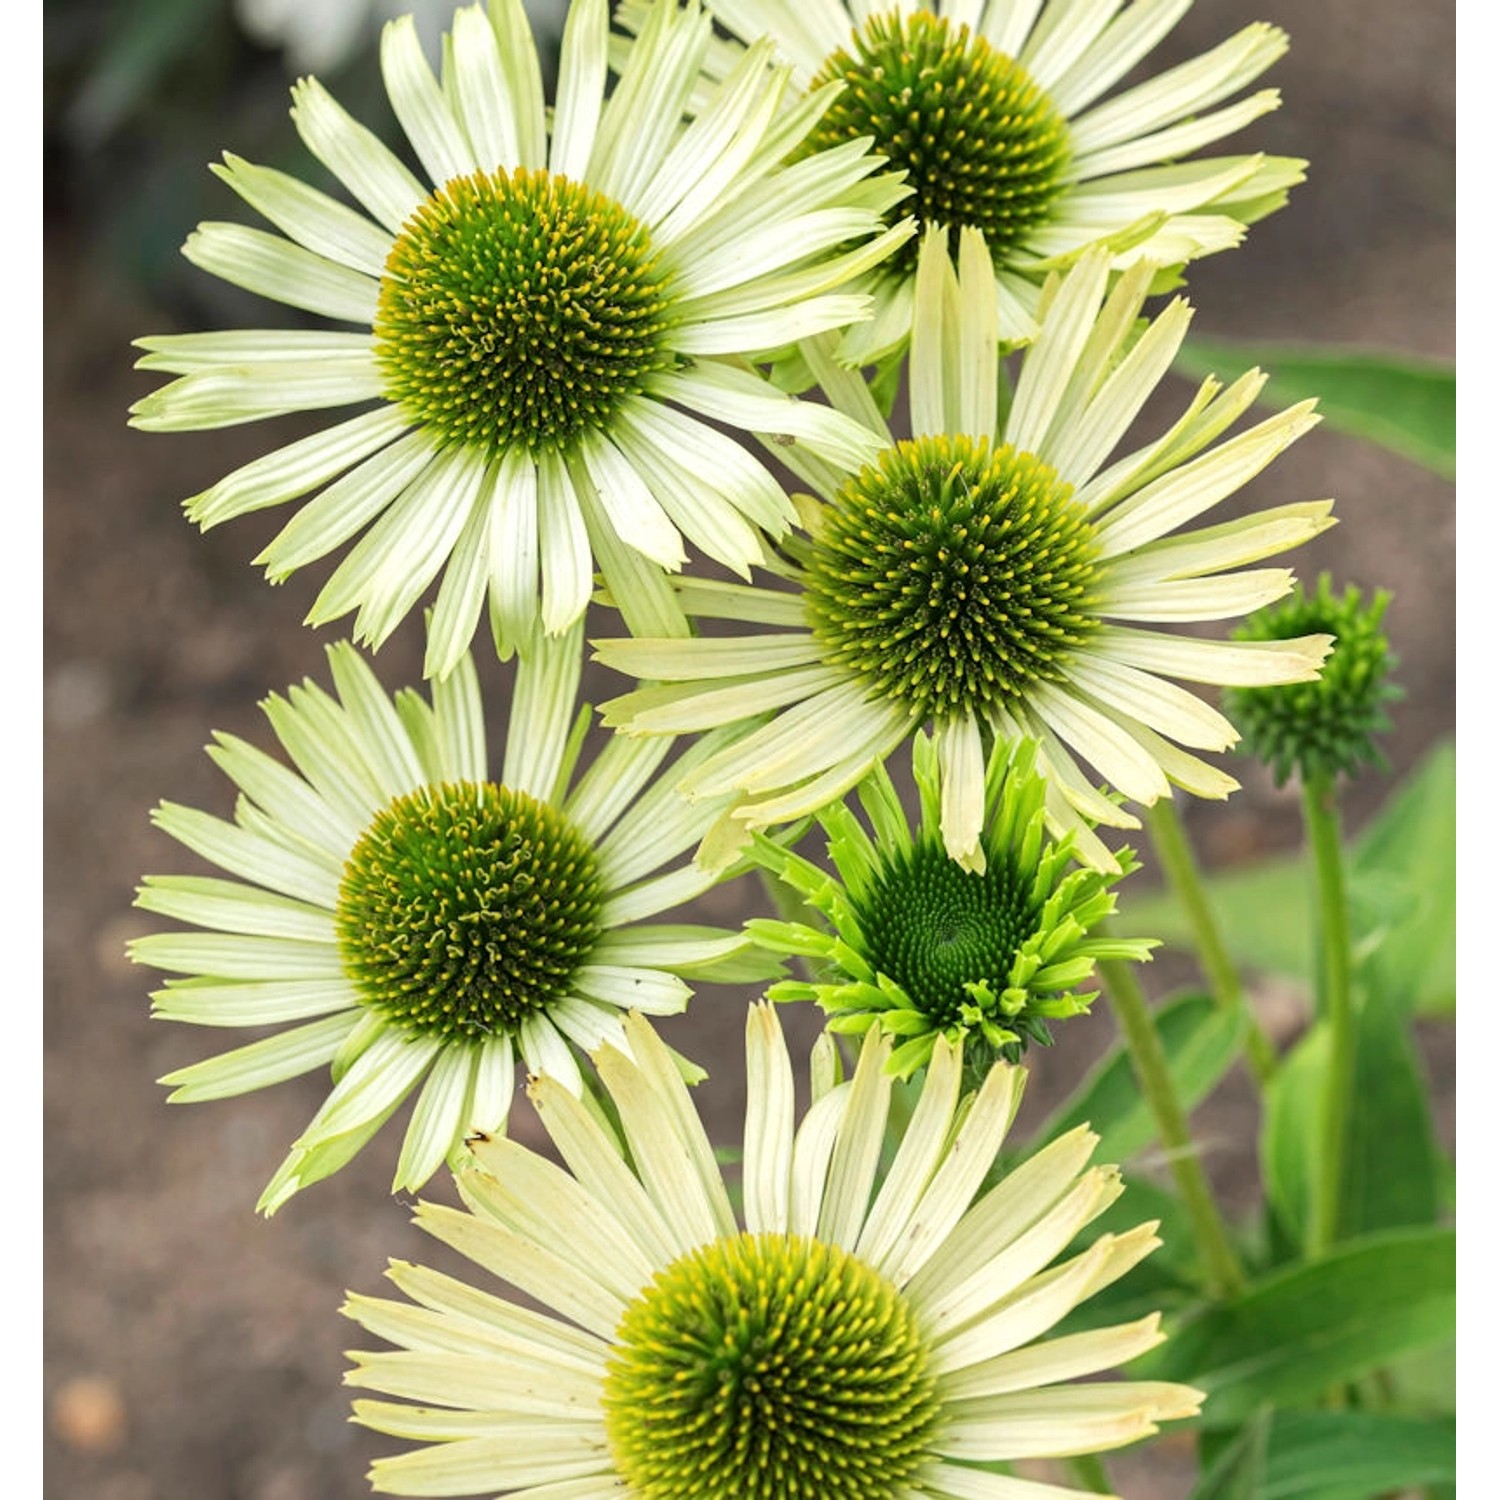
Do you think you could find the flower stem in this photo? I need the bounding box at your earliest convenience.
[1303,773,1355,1258]
[1143,799,1278,1087]
[1098,955,1246,1300]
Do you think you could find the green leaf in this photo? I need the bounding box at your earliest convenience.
[1139,1226,1455,1426]
[1261,991,1441,1251]
[1122,742,1455,1016]
[1258,1022,1327,1248]
[1340,989,1442,1236]
[1191,1410,1455,1500]
[1383,1338,1457,1418]
[1025,991,1244,1167]
[1173,338,1455,478]
[1257,1411,1455,1499]
[1348,741,1455,1016]
[1188,1408,1271,1500]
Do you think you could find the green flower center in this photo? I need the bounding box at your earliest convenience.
[803,435,1102,717]
[603,1232,940,1500]
[803,10,1070,266]
[855,838,1036,1031]
[335,781,603,1040]
[372,167,673,454]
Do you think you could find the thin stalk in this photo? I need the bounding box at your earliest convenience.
[1303,773,1355,1258]
[1063,1454,1113,1493]
[1099,955,1246,1300]
[1144,800,1279,1087]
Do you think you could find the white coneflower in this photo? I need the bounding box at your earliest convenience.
[130,625,772,1212]
[597,231,1334,870]
[130,0,909,675]
[635,0,1303,360]
[344,1001,1203,1497]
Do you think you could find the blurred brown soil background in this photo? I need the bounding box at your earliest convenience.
[44,2,1454,1497]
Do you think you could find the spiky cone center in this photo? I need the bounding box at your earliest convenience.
[603,1232,940,1500]
[803,435,1102,718]
[852,835,1073,1061]
[335,781,604,1040]
[373,167,673,454]
[803,9,1070,267]
[1224,578,1399,786]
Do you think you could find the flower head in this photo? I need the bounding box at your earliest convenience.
[129,0,908,676]
[344,1002,1202,1496]
[750,735,1154,1079]
[130,624,773,1212]
[629,0,1303,358]
[1224,575,1401,786]
[597,232,1336,870]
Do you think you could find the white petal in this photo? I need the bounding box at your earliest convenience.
[148,801,340,909]
[211,153,393,276]
[1063,652,1238,750]
[149,975,356,1028]
[311,443,489,650]
[430,649,488,782]
[394,1042,479,1191]
[570,967,691,1016]
[854,1039,963,1270]
[910,224,961,438]
[156,1012,354,1101]
[549,0,608,180]
[424,480,494,680]
[528,1073,678,1266]
[564,733,673,845]
[788,1086,850,1238]
[941,1313,1167,1402]
[503,617,584,800]
[448,4,522,170]
[1006,252,1111,454]
[743,1003,795,1235]
[875,1063,1026,1288]
[181,222,378,324]
[185,406,409,530]
[1097,624,1333,686]
[381,15,477,187]
[485,449,541,656]
[1046,0,1191,117]
[485,0,547,167]
[412,1199,624,1339]
[254,430,437,580]
[129,358,382,431]
[291,76,427,235]
[817,1028,893,1249]
[537,450,595,636]
[518,1013,582,1094]
[937,713,987,870]
[577,430,685,569]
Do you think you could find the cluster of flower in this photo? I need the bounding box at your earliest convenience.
[127,1,1397,1494]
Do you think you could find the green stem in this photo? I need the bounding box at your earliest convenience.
[1144,799,1278,1087]
[1098,956,1246,1300]
[1303,773,1355,1258]
[1063,1454,1113,1494]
